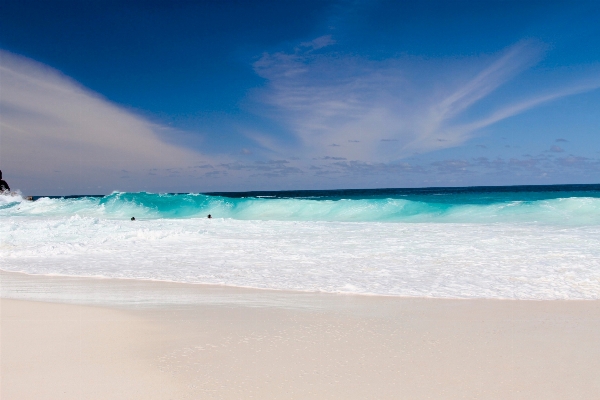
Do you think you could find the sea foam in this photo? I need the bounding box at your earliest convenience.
[1,187,599,299]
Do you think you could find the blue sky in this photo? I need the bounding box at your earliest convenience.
[1,0,599,194]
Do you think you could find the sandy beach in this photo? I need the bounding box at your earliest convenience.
[3,0,600,398]
[1,273,599,399]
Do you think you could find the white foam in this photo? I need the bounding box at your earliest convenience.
[0,192,25,205]
[1,215,599,299]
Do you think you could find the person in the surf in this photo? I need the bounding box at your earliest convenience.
[0,170,10,192]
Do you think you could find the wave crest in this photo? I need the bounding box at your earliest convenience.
[1,191,600,225]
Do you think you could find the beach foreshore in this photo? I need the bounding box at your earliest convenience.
[1,272,599,399]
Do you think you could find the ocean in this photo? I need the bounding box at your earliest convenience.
[1,184,599,299]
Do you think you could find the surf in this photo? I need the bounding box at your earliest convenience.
[1,184,600,225]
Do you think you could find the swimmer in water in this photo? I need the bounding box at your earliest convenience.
[207,214,212,219]
[131,217,136,221]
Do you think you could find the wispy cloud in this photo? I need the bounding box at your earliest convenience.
[302,151,600,186]
[414,41,544,145]
[300,35,336,50]
[0,50,214,194]
[220,159,303,178]
[250,38,600,163]
[442,80,600,147]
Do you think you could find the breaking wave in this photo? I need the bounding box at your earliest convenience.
[2,188,600,225]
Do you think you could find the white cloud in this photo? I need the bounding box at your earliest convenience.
[444,80,600,143]
[251,39,600,163]
[0,50,212,194]
[300,35,336,50]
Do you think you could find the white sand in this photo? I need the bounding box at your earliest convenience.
[1,279,600,399]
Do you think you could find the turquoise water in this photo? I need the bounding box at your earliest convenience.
[2,184,600,225]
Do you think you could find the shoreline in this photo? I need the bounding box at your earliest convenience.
[2,272,600,398]
[2,269,599,303]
